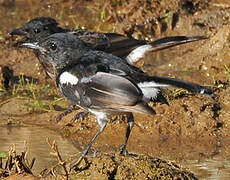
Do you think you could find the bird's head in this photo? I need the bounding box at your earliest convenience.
[10,17,63,42]
[20,33,91,71]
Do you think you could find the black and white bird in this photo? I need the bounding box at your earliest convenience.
[21,33,213,169]
[10,17,207,79]
[10,17,208,122]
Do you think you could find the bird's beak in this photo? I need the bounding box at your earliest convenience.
[10,28,27,36]
[20,42,46,52]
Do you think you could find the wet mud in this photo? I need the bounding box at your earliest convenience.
[1,0,230,179]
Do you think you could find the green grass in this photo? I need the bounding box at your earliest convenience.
[224,64,230,79]
[0,75,66,113]
[0,152,7,158]
[182,67,192,74]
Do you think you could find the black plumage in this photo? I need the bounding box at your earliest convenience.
[10,17,207,79]
[21,33,213,169]
[10,17,207,121]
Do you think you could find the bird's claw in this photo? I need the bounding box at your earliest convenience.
[119,144,128,155]
[71,111,89,122]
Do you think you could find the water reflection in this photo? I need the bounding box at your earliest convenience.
[0,124,79,175]
[1,124,230,179]
[180,153,230,179]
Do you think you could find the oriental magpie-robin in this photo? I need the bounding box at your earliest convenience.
[21,33,213,169]
[10,17,207,121]
[10,17,207,79]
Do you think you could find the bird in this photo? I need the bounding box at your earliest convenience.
[10,17,207,122]
[10,16,207,78]
[21,33,213,169]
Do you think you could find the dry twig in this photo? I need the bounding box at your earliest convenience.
[45,138,69,180]
[0,143,35,178]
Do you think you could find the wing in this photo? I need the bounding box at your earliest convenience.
[70,31,206,64]
[83,72,155,114]
[70,30,110,50]
[58,61,155,115]
[58,50,166,109]
[102,33,146,57]
[70,31,146,57]
[85,72,141,106]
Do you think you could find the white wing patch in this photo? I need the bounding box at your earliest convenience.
[138,81,170,88]
[200,88,205,94]
[140,87,160,100]
[59,71,79,85]
[126,45,152,64]
[138,81,170,100]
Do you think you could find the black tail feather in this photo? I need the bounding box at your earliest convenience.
[103,35,207,58]
[140,75,214,98]
[149,36,207,52]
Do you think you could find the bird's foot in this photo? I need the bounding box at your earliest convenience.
[56,105,77,123]
[70,156,84,171]
[56,113,66,123]
[119,144,128,155]
[71,111,89,122]
[70,148,91,171]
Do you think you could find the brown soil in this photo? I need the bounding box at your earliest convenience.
[1,0,230,179]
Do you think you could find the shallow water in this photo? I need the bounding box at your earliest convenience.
[1,125,230,178]
[182,156,230,180]
[0,124,79,175]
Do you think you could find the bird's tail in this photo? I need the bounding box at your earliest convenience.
[138,75,214,97]
[126,36,207,65]
[149,36,207,52]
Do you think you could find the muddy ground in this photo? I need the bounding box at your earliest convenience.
[0,0,230,179]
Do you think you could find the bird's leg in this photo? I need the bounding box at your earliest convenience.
[56,104,78,123]
[70,117,108,170]
[119,112,134,155]
[71,110,90,122]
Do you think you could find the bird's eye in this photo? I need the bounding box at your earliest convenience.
[44,26,49,30]
[34,28,40,34]
[25,28,30,33]
[49,42,57,51]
